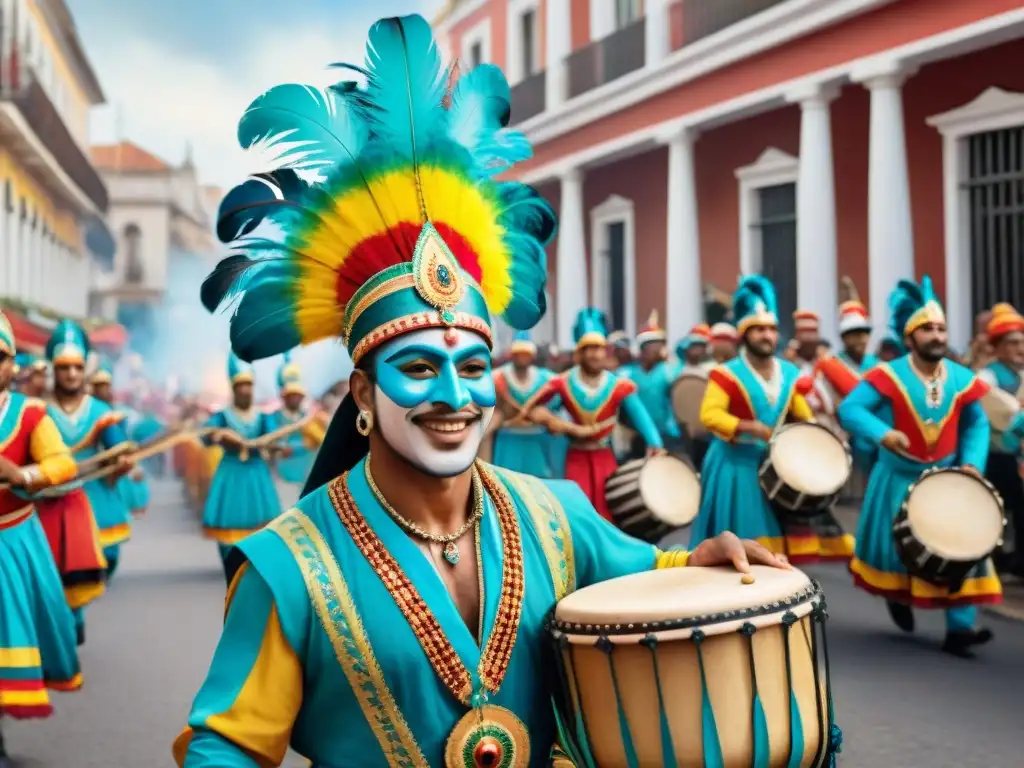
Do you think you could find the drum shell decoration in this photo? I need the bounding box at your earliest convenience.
[548,567,840,768]
[893,467,1006,589]
[605,454,702,542]
[671,373,708,439]
[759,423,852,518]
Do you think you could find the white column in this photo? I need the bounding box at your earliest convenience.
[645,0,671,69]
[556,167,587,349]
[662,127,702,343]
[7,199,18,296]
[787,82,839,342]
[0,181,7,294]
[545,0,571,111]
[853,60,915,343]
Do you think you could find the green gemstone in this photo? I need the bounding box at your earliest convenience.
[442,309,456,324]
[437,263,452,286]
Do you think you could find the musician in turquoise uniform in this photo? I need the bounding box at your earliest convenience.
[0,312,81,765]
[90,362,150,517]
[691,275,854,563]
[46,321,135,585]
[618,311,682,457]
[269,354,326,509]
[525,309,664,521]
[201,354,281,576]
[838,277,1000,658]
[173,18,790,766]
[490,331,556,477]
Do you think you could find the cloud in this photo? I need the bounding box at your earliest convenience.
[86,2,445,187]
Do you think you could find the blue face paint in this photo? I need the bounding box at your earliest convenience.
[374,331,496,412]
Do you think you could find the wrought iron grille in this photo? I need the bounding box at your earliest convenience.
[752,183,797,339]
[966,126,1024,317]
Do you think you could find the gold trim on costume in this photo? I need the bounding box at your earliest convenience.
[350,311,493,365]
[343,273,417,341]
[904,300,945,337]
[271,509,426,768]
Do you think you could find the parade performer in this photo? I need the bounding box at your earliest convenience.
[200,354,281,576]
[604,330,632,371]
[0,312,81,765]
[838,277,1000,657]
[269,353,325,509]
[173,19,791,766]
[489,331,557,477]
[675,323,712,374]
[525,309,664,520]
[90,363,150,517]
[13,354,47,398]
[813,299,879,469]
[690,275,855,562]
[618,310,683,453]
[45,321,134,584]
[979,304,1024,575]
[707,321,739,368]
[791,310,827,412]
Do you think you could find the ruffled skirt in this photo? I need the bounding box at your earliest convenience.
[202,454,281,544]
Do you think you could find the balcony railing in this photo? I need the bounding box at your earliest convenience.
[0,57,108,212]
[566,19,646,100]
[510,70,546,125]
[679,0,790,46]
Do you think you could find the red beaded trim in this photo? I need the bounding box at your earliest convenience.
[327,462,524,705]
[349,311,493,365]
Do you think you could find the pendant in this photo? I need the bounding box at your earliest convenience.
[445,704,530,768]
[442,541,461,565]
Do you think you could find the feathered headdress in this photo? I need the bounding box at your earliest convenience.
[733,275,778,334]
[0,311,14,357]
[888,276,945,350]
[228,352,254,386]
[676,323,712,358]
[277,351,306,396]
[201,14,555,367]
[46,319,90,366]
[573,308,608,349]
[636,309,666,346]
[508,329,536,357]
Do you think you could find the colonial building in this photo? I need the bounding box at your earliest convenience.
[434,0,1024,352]
[0,0,114,325]
[89,140,220,382]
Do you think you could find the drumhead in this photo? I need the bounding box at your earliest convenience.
[770,423,849,496]
[671,374,707,434]
[637,454,702,526]
[906,470,1004,561]
[554,565,813,639]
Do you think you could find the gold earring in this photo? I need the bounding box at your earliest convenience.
[356,409,374,436]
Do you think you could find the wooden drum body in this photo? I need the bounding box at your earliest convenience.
[759,423,851,516]
[894,467,1005,589]
[671,373,709,439]
[605,454,702,541]
[550,567,838,768]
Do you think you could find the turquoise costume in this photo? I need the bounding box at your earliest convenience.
[838,277,1001,637]
[201,355,280,564]
[689,277,854,563]
[492,331,557,478]
[270,354,318,486]
[175,16,716,766]
[0,313,82,722]
[46,322,133,580]
[619,313,681,445]
[92,361,150,516]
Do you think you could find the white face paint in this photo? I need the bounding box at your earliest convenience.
[373,327,496,477]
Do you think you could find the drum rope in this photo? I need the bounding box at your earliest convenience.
[556,636,596,768]
[740,623,770,765]
[813,600,843,766]
[808,612,827,768]
[781,612,800,768]
[641,635,679,767]
[596,637,640,768]
[691,630,726,766]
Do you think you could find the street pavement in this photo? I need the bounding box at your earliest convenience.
[5,479,1024,767]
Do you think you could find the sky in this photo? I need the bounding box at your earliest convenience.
[67,0,446,188]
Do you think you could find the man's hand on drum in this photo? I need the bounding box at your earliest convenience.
[881,429,911,454]
[739,420,773,442]
[689,531,791,572]
[961,464,983,479]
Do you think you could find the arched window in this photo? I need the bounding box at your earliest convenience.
[123,222,144,284]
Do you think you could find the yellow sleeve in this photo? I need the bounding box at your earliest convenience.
[700,379,741,441]
[301,418,326,448]
[654,549,691,568]
[29,414,77,485]
[172,564,302,768]
[789,393,815,423]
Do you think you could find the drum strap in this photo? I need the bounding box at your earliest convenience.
[494,468,576,600]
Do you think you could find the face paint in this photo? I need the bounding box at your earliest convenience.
[373,328,495,477]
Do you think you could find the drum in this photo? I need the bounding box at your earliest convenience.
[981,385,1020,432]
[549,566,839,768]
[671,372,708,438]
[604,454,701,541]
[894,467,1005,589]
[759,422,851,516]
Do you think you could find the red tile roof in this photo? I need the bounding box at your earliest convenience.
[91,141,171,172]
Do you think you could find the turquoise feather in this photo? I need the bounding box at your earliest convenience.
[887,277,929,349]
[448,64,532,178]
[732,274,778,324]
[572,308,608,344]
[45,319,90,362]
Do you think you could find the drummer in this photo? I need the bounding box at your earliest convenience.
[978,303,1024,577]
[523,308,664,521]
[618,311,683,455]
[706,322,739,369]
[675,323,713,467]
[837,276,1000,657]
[604,330,633,372]
[689,275,854,563]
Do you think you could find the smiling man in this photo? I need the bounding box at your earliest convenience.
[174,15,788,768]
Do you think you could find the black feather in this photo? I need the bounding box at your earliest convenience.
[216,169,306,243]
[200,253,255,312]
